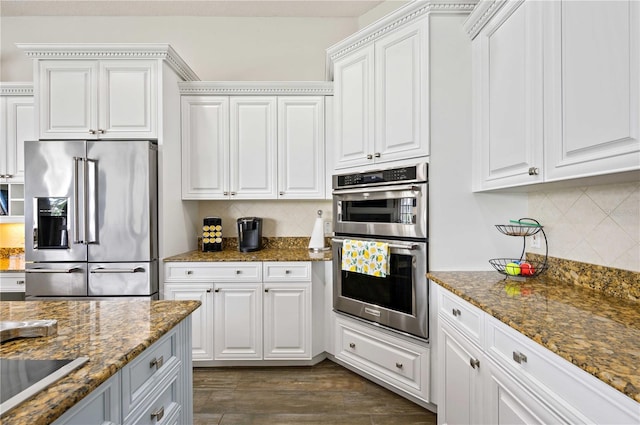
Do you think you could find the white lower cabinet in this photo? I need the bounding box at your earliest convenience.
[334,314,430,403]
[52,372,121,425]
[434,283,640,425]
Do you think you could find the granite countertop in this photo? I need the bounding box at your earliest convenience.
[0,299,201,425]
[0,258,25,273]
[164,247,332,263]
[428,271,640,403]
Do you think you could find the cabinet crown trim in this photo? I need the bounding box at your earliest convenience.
[178,81,333,95]
[462,0,508,40]
[0,82,33,96]
[15,43,200,81]
[325,0,477,79]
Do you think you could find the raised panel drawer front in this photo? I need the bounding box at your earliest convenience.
[124,363,181,425]
[121,326,179,418]
[335,316,429,401]
[0,273,26,292]
[438,288,484,345]
[52,372,121,425]
[263,262,311,281]
[486,316,640,424]
[165,262,262,282]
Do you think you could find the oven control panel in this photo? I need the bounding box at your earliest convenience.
[333,163,427,189]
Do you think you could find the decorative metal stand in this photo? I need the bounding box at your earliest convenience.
[489,218,548,280]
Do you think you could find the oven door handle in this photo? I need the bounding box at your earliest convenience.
[331,238,419,251]
[332,185,421,195]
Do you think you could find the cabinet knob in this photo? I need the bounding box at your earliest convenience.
[0,174,5,178]
[230,192,237,196]
[366,154,373,160]
[265,288,269,293]
[395,362,403,369]
[470,358,480,369]
[279,191,284,196]
[186,270,193,275]
[374,152,381,158]
[223,191,229,196]
[149,356,164,370]
[88,129,96,134]
[285,270,291,274]
[349,342,356,349]
[512,351,528,364]
[97,129,105,134]
[235,270,241,274]
[206,288,212,293]
[452,308,461,317]
[214,288,220,292]
[150,406,164,422]
[528,167,539,176]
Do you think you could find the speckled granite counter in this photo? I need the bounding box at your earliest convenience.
[428,271,640,403]
[0,299,201,425]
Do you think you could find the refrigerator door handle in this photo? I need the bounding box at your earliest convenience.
[86,158,98,245]
[26,267,82,274]
[90,267,146,274]
[72,156,85,244]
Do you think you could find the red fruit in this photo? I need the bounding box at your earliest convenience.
[520,262,535,276]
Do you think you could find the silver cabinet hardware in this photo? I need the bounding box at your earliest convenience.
[528,167,539,176]
[230,192,236,196]
[469,358,480,369]
[150,406,164,422]
[149,356,164,370]
[285,270,291,274]
[88,129,96,134]
[374,152,381,158]
[452,308,461,317]
[223,191,229,196]
[395,362,403,369]
[97,129,105,134]
[265,288,269,293]
[366,154,373,159]
[279,191,284,196]
[16,280,25,285]
[206,288,212,293]
[349,342,356,349]
[186,270,193,275]
[215,288,220,292]
[26,267,81,274]
[512,351,528,364]
[235,270,241,274]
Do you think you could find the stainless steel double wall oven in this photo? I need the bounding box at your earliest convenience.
[332,163,429,340]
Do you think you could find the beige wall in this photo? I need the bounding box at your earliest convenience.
[0,16,357,81]
[357,0,409,29]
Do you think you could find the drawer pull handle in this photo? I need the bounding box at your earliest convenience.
[150,406,164,422]
[186,270,193,275]
[512,351,528,364]
[235,270,241,274]
[528,167,539,176]
[150,356,164,370]
[215,288,220,292]
[206,288,212,293]
[349,342,356,349]
[17,280,25,285]
[366,154,373,160]
[469,358,480,369]
[452,308,461,317]
[285,270,291,274]
[265,288,269,293]
[395,362,403,369]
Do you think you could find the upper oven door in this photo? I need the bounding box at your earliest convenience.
[333,183,427,239]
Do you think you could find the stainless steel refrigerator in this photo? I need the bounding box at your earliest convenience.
[24,140,158,299]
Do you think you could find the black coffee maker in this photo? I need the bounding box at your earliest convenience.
[237,217,263,252]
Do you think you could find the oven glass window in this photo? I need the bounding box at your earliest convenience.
[341,253,413,314]
[341,198,416,224]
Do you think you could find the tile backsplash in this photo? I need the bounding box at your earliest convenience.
[528,181,640,272]
[199,200,333,238]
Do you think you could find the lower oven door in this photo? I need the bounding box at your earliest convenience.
[332,236,428,340]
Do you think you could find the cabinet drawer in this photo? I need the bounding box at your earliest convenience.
[263,262,311,281]
[438,287,484,345]
[121,327,179,418]
[124,364,181,425]
[486,316,639,424]
[165,262,261,282]
[0,273,26,292]
[335,316,429,401]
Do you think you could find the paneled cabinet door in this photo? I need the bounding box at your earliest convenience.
[438,321,485,425]
[164,283,214,361]
[374,17,429,164]
[333,45,375,169]
[230,97,277,199]
[1,96,33,182]
[473,0,544,190]
[543,0,640,181]
[263,282,311,359]
[213,283,263,360]
[181,96,229,199]
[277,97,325,199]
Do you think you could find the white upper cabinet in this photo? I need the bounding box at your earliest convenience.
[543,0,639,181]
[468,0,639,190]
[277,97,325,199]
[330,13,429,171]
[0,83,34,182]
[37,60,157,139]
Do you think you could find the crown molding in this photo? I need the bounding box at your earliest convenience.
[463,0,507,40]
[325,0,478,80]
[0,82,33,96]
[178,81,333,96]
[15,43,200,81]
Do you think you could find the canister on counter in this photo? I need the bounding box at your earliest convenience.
[202,217,222,252]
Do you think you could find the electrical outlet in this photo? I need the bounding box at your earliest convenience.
[531,234,541,249]
[324,220,332,235]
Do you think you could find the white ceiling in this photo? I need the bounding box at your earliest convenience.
[0,0,387,17]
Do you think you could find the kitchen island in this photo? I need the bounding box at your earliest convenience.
[0,299,200,425]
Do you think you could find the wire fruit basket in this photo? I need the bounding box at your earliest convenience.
[489,218,548,279]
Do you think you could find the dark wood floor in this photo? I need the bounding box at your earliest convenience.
[193,359,437,425]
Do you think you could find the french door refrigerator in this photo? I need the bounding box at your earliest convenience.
[24,140,158,299]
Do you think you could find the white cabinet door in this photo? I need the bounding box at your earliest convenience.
[164,283,214,361]
[374,17,429,164]
[263,282,311,359]
[230,97,277,199]
[2,96,33,182]
[38,60,99,139]
[99,60,157,139]
[438,321,484,425]
[333,45,375,169]
[473,0,544,190]
[544,0,640,181]
[213,283,263,360]
[277,97,325,199]
[181,96,229,199]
